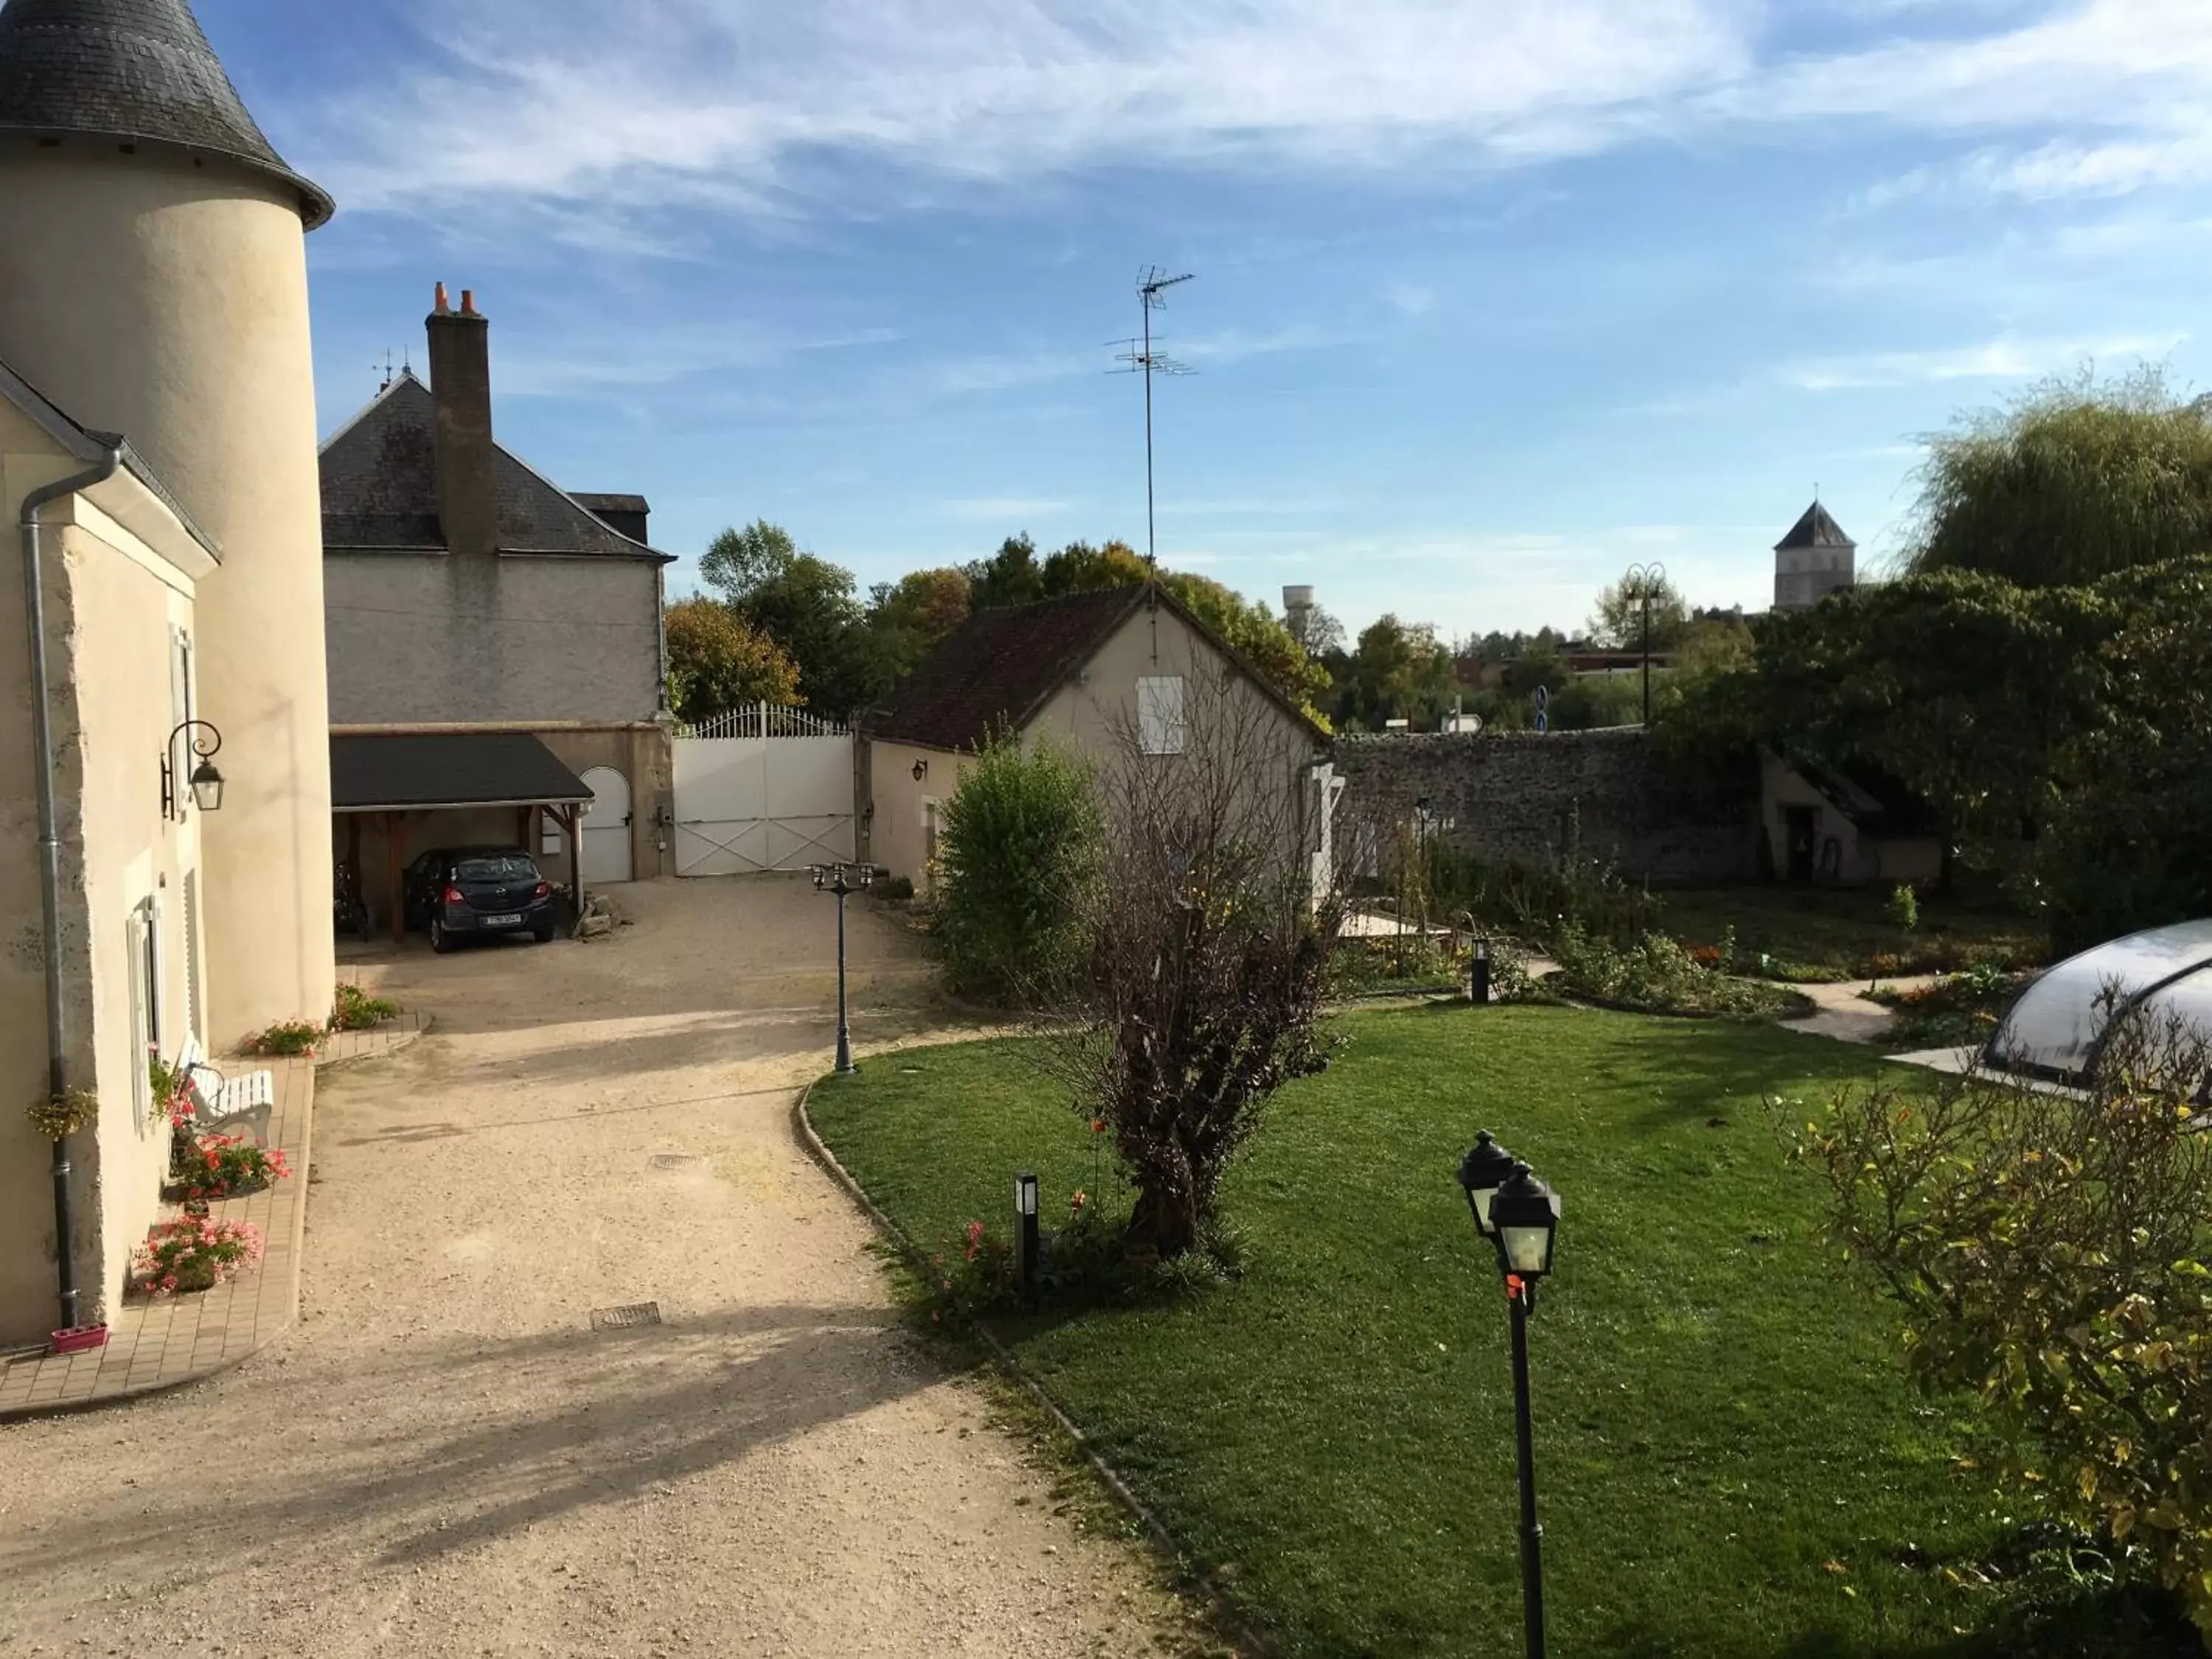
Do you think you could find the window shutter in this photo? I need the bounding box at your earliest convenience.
[183,871,203,1045]
[1138,676,1187,756]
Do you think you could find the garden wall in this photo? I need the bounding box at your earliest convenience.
[1333,727,1755,886]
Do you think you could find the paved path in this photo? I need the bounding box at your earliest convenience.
[0,877,1189,1658]
[1781,975,1943,1045]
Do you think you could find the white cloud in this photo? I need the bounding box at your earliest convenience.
[1781,332,2188,390]
[293,0,2212,226]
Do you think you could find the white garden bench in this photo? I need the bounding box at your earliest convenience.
[174,1034,275,1147]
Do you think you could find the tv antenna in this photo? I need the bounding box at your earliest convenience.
[1110,266,1195,571]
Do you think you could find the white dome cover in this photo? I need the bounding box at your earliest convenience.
[1985,918,2212,1082]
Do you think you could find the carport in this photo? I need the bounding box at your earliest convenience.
[331,734,595,942]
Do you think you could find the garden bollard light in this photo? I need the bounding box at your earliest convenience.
[1471,936,1493,1005]
[1014,1172,1040,1301]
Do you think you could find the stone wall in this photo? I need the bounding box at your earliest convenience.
[1333,727,1753,886]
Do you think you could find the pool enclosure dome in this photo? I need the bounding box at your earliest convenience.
[1984,919,2212,1085]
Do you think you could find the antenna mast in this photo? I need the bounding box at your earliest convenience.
[1111,266,1195,571]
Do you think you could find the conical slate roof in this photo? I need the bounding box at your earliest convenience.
[0,0,331,227]
[1774,500,1854,552]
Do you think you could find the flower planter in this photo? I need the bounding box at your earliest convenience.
[49,1324,108,1355]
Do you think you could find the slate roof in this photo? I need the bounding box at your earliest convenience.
[330,732,592,812]
[318,374,674,563]
[0,0,333,228]
[1774,501,1855,552]
[866,583,1329,752]
[1,352,218,557]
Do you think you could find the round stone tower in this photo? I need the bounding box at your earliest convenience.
[0,0,335,1041]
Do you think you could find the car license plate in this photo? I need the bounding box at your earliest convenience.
[481,913,524,928]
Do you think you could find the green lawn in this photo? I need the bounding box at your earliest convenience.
[810,1006,2171,1658]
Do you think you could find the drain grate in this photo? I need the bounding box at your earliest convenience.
[589,1301,663,1330]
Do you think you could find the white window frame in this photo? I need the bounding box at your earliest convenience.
[1137,675,1188,757]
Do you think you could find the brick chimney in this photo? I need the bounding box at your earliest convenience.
[425,283,498,557]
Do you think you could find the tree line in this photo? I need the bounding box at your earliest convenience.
[665,524,1705,735]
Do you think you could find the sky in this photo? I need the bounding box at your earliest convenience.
[207,0,2212,641]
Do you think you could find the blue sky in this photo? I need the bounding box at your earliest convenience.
[211,0,2211,640]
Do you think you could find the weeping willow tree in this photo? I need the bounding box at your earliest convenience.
[1906,367,2212,588]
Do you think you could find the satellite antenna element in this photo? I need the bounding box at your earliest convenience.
[1110,266,1196,571]
[375,349,397,393]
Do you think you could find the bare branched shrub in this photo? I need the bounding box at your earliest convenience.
[1783,1000,2212,1643]
[1042,657,1341,1260]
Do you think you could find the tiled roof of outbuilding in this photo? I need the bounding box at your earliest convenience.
[0,0,333,227]
[318,374,674,563]
[865,588,1148,751]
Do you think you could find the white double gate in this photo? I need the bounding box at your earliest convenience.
[672,704,856,876]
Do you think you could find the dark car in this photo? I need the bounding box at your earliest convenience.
[402,846,562,952]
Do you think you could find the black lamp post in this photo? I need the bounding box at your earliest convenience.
[1470,935,1493,1006]
[1624,561,1666,728]
[161,719,226,817]
[810,862,877,1075]
[1458,1137,1562,1659]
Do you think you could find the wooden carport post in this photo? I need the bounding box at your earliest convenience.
[385,810,406,943]
[552,804,584,924]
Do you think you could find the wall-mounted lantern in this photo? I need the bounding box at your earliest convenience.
[911,758,929,782]
[162,720,226,816]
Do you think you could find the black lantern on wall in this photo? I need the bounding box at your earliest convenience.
[161,720,226,817]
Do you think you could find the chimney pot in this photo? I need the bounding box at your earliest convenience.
[434,281,451,314]
[462,288,479,317]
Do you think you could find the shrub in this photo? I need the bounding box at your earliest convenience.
[25,1088,99,1141]
[330,983,397,1032]
[177,1133,291,1203]
[1554,925,1801,1020]
[248,1019,321,1058]
[1784,1005,2212,1644]
[933,734,1102,1004]
[1427,841,1662,950]
[877,874,915,903]
[1048,663,1337,1258]
[1868,965,2031,1051]
[135,1215,263,1295]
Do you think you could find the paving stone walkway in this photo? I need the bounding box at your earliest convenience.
[0,1014,428,1419]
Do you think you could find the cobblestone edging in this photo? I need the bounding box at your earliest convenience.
[791,1081,1251,1642]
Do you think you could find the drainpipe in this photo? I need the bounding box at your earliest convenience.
[18,444,122,1335]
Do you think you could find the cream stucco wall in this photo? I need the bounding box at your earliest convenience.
[0,448,206,1343]
[0,142,335,1048]
[1759,756,1942,888]
[864,740,975,893]
[863,601,1324,894]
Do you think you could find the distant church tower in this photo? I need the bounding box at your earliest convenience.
[1773,500,1856,611]
[0,0,336,1036]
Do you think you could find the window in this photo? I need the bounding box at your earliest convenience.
[168,627,194,822]
[128,896,164,1133]
[1137,675,1187,756]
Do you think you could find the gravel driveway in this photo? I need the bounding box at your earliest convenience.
[0,877,1192,1658]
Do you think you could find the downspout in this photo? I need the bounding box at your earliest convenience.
[18,444,122,1335]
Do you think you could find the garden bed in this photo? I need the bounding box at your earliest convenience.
[808,1009,2180,1657]
[1868,968,2034,1051]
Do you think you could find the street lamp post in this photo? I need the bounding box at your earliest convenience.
[1624,562,1666,728]
[810,862,878,1075]
[1458,1136,1564,1659]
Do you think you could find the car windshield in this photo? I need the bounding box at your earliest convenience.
[454,855,536,883]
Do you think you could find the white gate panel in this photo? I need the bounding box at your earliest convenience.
[674,723,855,876]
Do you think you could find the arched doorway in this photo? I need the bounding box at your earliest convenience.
[578,766,634,884]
